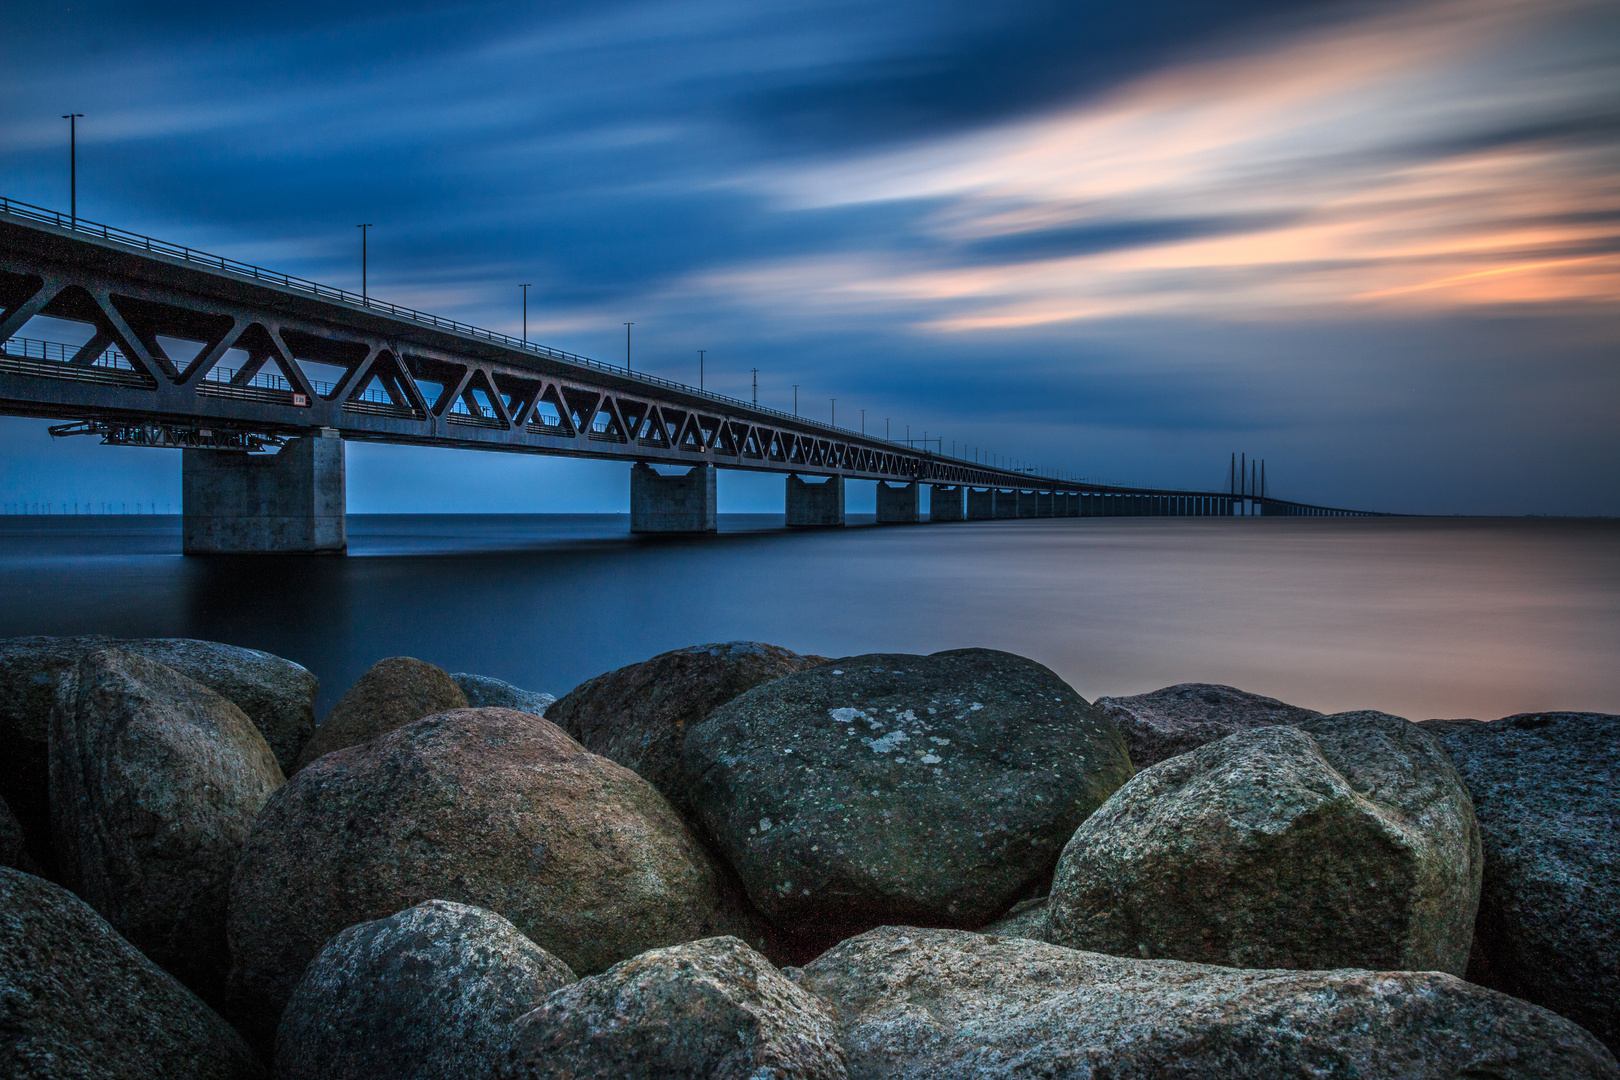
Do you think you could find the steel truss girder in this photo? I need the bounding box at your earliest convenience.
[0,214,1381,513]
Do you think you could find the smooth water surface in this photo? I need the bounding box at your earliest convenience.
[1,514,1615,721]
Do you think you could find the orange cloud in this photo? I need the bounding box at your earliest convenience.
[715,0,1620,330]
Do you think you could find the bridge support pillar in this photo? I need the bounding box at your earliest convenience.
[966,488,994,520]
[993,489,1018,519]
[631,462,717,533]
[1016,490,1040,518]
[786,474,845,527]
[1037,491,1054,517]
[929,485,965,522]
[182,431,346,554]
[875,481,920,524]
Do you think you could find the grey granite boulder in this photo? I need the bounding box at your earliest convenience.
[49,648,285,1005]
[1422,711,1619,1053]
[227,707,758,1054]
[979,896,1050,941]
[548,641,823,813]
[1094,682,1321,769]
[276,900,576,1080]
[1048,711,1481,975]
[684,648,1133,951]
[0,866,264,1080]
[501,936,848,1080]
[293,656,468,771]
[796,926,1618,1079]
[0,635,314,875]
[450,672,555,715]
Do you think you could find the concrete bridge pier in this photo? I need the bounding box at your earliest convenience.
[993,489,1019,519]
[1016,490,1040,518]
[966,487,994,520]
[786,473,845,527]
[930,485,965,522]
[631,462,717,533]
[182,431,346,554]
[1037,491,1054,517]
[875,481,920,524]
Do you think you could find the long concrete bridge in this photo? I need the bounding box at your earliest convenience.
[0,198,1378,552]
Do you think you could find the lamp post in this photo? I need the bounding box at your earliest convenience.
[792,385,798,415]
[752,368,759,405]
[520,284,531,344]
[830,398,835,427]
[62,113,83,224]
[861,409,865,434]
[698,349,705,391]
[624,322,633,372]
[356,224,373,302]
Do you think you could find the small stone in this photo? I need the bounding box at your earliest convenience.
[450,672,555,715]
[0,865,264,1080]
[500,936,848,1080]
[293,656,467,771]
[1094,682,1321,769]
[275,900,576,1080]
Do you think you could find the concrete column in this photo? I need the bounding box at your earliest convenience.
[993,489,1019,519]
[631,462,717,533]
[1037,491,1054,517]
[929,485,965,522]
[1016,490,1039,518]
[786,473,845,527]
[182,432,346,554]
[966,487,994,520]
[875,481,921,524]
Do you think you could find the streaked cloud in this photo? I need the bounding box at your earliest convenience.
[716,0,1620,330]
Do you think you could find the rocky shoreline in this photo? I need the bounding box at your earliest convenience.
[1,635,1615,1078]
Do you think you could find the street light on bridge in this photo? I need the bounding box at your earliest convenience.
[61,113,83,225]
[356,224,373,302]
[520,284,531,344]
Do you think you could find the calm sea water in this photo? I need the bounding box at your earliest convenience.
[1,514,1615,722]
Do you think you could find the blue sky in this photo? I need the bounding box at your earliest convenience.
[3,0,1617,514]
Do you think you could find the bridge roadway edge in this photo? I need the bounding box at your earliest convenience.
[0,203,1385,550]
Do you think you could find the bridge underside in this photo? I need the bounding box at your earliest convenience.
[0,206,1379,550]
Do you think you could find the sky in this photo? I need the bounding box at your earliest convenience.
[2,0,1617,515]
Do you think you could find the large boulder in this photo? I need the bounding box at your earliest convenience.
[1422,712,1619,1053]
[1095,682,1321,769]
[501,936,847,1080]
[450,672,555,715]
[683,648,1133,950]
[276,899,576,1080]
[0,635,315,873]
[1048,712,1481,975]
[0,866,264,1080]
[796,926,1618,1079]
[979,896,1049,941]
[227,707,757,1054]
[293,656,467,771]
[547,641,824,812]
[49,649,285,1005]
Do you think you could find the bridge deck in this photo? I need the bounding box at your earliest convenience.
[0,197,1377,516]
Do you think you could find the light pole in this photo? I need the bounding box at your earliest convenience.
[62,113,83,224]
[830,398,835,427]
[520,284,531,344]
[698,349,705,391]
[792,385,798,415]
[357,224,373,302]
[886,418,890,440]
[624,322,633,372]
[861,409,865,434]
[752,368,759,405]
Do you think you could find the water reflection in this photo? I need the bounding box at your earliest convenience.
[1,514,1614,720]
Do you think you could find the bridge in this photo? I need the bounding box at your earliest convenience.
[0,197,1379,552]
